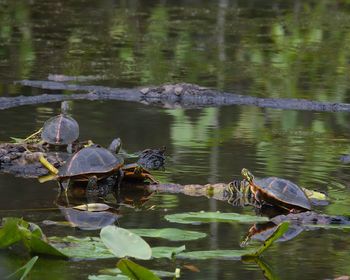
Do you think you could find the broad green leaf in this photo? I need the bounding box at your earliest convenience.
[178,249,246,260]
[130,228,206,241]
[165,211,268,224]
[0,218,23,248]
[151,245,186,259]
[100,226,152,260]
[73,203,111,212]
[117,258,160,280]
[6,256,38,280]
[28,236,67,258]
[48,236,115,259]
[15,219,67,258]
[243,222,290,257]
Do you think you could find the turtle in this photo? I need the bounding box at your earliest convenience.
[41,101,79,151]
[56,140,158,192]
[241,168,311,212]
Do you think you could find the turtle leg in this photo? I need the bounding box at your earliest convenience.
[253,190,263,209]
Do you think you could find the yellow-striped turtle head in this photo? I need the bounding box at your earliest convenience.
[241,168,254,183]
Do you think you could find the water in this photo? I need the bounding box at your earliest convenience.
[1,1,350,279]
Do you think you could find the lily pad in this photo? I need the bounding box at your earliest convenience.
[151,246,186,259]
[100,226,152,260]
[165,211,268,224]
[130,228,206,241]
[48,236,115,259]
[117,258,160,280]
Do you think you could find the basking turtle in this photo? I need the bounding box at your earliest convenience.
[41,102,79,151]
[58,146,124,190]
[241,168,311,212]
[55,139,157,192]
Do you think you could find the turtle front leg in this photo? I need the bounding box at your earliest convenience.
[252,189,263,209]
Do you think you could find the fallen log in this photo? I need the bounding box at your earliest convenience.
[0,80,348,112]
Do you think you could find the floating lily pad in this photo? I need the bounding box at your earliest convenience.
[130,228,206,241]
[100,226,152,260]
[48,236,114,259]
[165,211,268,224]
[151,245,186,259]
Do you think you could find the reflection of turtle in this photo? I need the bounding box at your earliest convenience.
[241,168,311,212]
[57,205,120,230]
[241,222,303,247]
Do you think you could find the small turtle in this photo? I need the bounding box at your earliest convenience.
[241,168,311,212]
[41,102,79,151]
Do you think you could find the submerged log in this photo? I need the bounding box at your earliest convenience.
[0,80,349,112]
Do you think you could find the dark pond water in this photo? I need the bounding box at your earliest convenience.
[1,0,350,279]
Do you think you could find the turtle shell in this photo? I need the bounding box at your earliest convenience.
[253,177,311,210]
[41,114,79,145]
[59,147,124,180]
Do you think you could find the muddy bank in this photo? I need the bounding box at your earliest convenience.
[1,80,350,112]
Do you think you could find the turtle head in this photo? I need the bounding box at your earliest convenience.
[108,138,122,154]
[241,168,254,183]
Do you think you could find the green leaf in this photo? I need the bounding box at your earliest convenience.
[15,219,67,258]
[100,226,152,260]
[151,245,186,259]
[165,211,268,224]
[6,256,38,280]
[130,228,206,241]
[0,218,23,248]
[243,222,290,257]
[117,258,160,280]
[48,236,115,259]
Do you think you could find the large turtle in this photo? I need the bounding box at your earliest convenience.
[241,168,311,212]
[56,140,158,192]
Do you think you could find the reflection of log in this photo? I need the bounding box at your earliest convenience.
[148,183,230,202]
[1,80,350,112]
